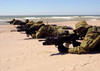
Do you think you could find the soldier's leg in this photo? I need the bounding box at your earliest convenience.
[68,46,87,54]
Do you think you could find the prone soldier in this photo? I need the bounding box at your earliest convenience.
[25,20,45,37]
[33,25,72,39]
[68,21,100,54]
[10,19,23,25]
[26,20,73,38]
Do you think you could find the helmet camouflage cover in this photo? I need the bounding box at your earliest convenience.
[75,21,88,29]
[36,20,43,24]
[25,19,29,23]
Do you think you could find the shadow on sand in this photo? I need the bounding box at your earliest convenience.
[88,51,100,54]
[24,38,33,40]
[50,51,100,56]
[50,52,68,56]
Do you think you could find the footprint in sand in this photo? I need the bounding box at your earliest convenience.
[0,60,2,62]
[7,59,11,61]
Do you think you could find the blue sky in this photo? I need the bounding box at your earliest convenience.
[0,0,100,15]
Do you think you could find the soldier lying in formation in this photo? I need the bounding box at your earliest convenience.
[8,19,44,32]
[9,19,27,25]
[17,20,42,32]
[8,19,30,31]
[68,21,100,54]
[26,23,73,38]
[40,21,100,54]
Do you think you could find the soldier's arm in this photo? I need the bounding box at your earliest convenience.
[29,24,36,29]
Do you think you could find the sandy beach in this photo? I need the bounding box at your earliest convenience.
[0,20,100,71]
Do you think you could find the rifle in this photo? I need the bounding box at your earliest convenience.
[39,30,80,53]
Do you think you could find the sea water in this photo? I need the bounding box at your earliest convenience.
[0,15,100,25]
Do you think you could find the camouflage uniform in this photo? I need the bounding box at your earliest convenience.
[26,20,34,29]
[26,20,45,37]
[12,19,23,25]
[68,21,100,54]
[32,25,69,38]
[30,20,44,29]
[10,19,29,25]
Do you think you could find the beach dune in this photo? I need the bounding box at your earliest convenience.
[0,20,100,71]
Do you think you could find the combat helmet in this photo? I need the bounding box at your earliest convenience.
[28,21,34,25]
[12,19,15,21]
[25,19,29,23]
[75,21,92,29]
[36,20,43,24]
[75,21,88,29]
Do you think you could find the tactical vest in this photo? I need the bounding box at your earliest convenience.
[92,26,100,33]
[86,26,100,34]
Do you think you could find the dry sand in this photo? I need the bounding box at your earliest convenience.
[0,20,100,71]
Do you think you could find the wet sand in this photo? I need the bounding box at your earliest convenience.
[0,20,100,71]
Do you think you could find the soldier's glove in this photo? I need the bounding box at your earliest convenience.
[31,34,36,38]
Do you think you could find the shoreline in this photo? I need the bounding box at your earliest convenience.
[1,19,100,25]
[1,15,100,25]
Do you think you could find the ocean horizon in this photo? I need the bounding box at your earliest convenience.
[0,15,100,25]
